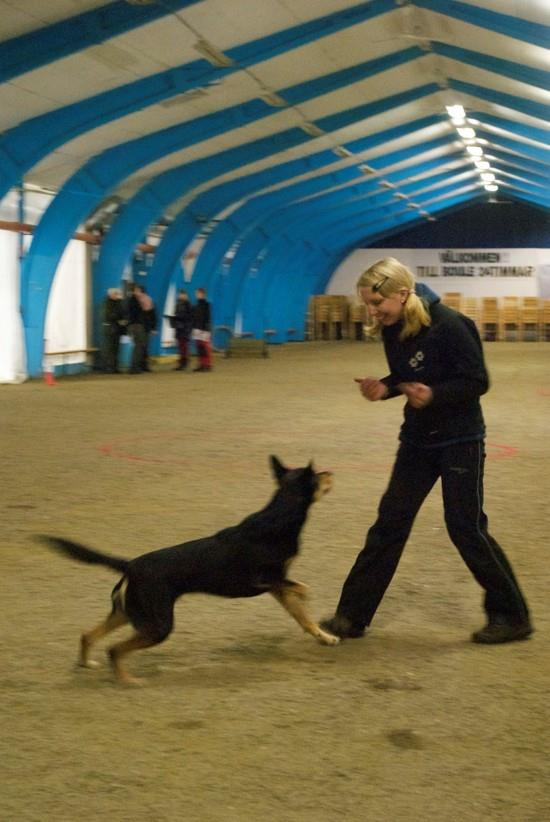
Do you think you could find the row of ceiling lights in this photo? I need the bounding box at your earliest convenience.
[446,105,499,194]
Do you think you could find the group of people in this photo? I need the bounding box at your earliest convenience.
[101,284,212,374]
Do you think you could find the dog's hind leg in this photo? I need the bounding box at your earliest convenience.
[107,629,169,686]
[79,608,129,669]
[271,586,340,646]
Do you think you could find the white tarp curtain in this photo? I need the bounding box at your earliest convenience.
[44,239,88,367]
[0,229,27,384]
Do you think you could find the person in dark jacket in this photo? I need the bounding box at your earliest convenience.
[167,289,193,370]
[191,287,212,372]
[322,257,532,645]
[127,284,157,373]
[101,287,127,373]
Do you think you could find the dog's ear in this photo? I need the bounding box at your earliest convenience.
[308,459,316,473]
[270,455,287,483]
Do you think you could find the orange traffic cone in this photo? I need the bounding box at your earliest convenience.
[43,366,57,386]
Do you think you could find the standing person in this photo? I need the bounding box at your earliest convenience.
[101,287,126,373]
[192,286,213,372]
[168,289,193,371]
[127,284,157,373]
[321,257,532,645]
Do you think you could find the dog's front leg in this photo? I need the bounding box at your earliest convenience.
[271,586,339,646]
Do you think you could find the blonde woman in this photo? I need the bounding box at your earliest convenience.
[322,258,532,644]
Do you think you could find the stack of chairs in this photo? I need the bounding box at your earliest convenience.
[442,292,462,311]
[461,297,481,330]
[500,296,521,341]
[541,300,550,342]
[480,297,500,341]
[348,301,367,340]
[519,297,540,341]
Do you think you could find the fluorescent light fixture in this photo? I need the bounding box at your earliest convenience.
[467,118,480,125]
[467,146,483,156]
[359,164,375,175]
[407,202,419,209]
[259,91,287,107]
[481,172,495,182]
[446,104,465,120]
[194,40,234,67]
[419,211,430,217]
[300,122,324,137]
[380,181,396,189]
[393,192,408,200]
[484,184,498,192]
[427,216,437,221]
[333,146,353,158]
[474,160,491,170]
[457,127,476,139]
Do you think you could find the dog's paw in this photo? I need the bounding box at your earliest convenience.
[77,659,101,669]
[314,627,341,646]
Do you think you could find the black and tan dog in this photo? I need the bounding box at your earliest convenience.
[38,456,339,684]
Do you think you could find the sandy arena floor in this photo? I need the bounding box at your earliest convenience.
[1,341,549,822]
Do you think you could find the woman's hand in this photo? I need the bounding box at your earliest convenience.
[354,377,389,402]
[397,382,433,408]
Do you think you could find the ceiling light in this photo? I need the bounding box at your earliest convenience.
[194,40,234,68]
[333,146,353,158]
[406,202,419,209]
[259,91,287,107]
[457,127,476,139]
[474,160,490,170]
[481,172,495,182]
[467,146,483,156]
[380,181,396,189]
[467,118,480,125]
[484,184,498,192]
[393,193,408,200]
[300,122,324,137]
[359,164,375,175]
[446,104,465,120]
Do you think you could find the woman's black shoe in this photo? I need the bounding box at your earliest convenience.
[320,614,365,639]
[472,618,533,644]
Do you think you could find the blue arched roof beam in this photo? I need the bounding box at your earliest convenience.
[188,114,443,291]
[414,0,550,49]
[240,177,475,336]
[430,42,550,91]
[484,149,549,181]
[21,55,430,375]
[469,113,550,149]
[147,163,365,317]
[151,125,455,336]
[94,82,439,290]
[0,0,201,84]
[0,0,398,200]
[148,117,449,320]
[254,191,479,336]
[276,190,478,314]
[211,144,463,335]
[448,79,550,124]
[474,128,550,168]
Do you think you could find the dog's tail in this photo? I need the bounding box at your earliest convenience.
[36,536,129,573]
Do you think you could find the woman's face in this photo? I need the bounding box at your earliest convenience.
[359,286,406,326]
